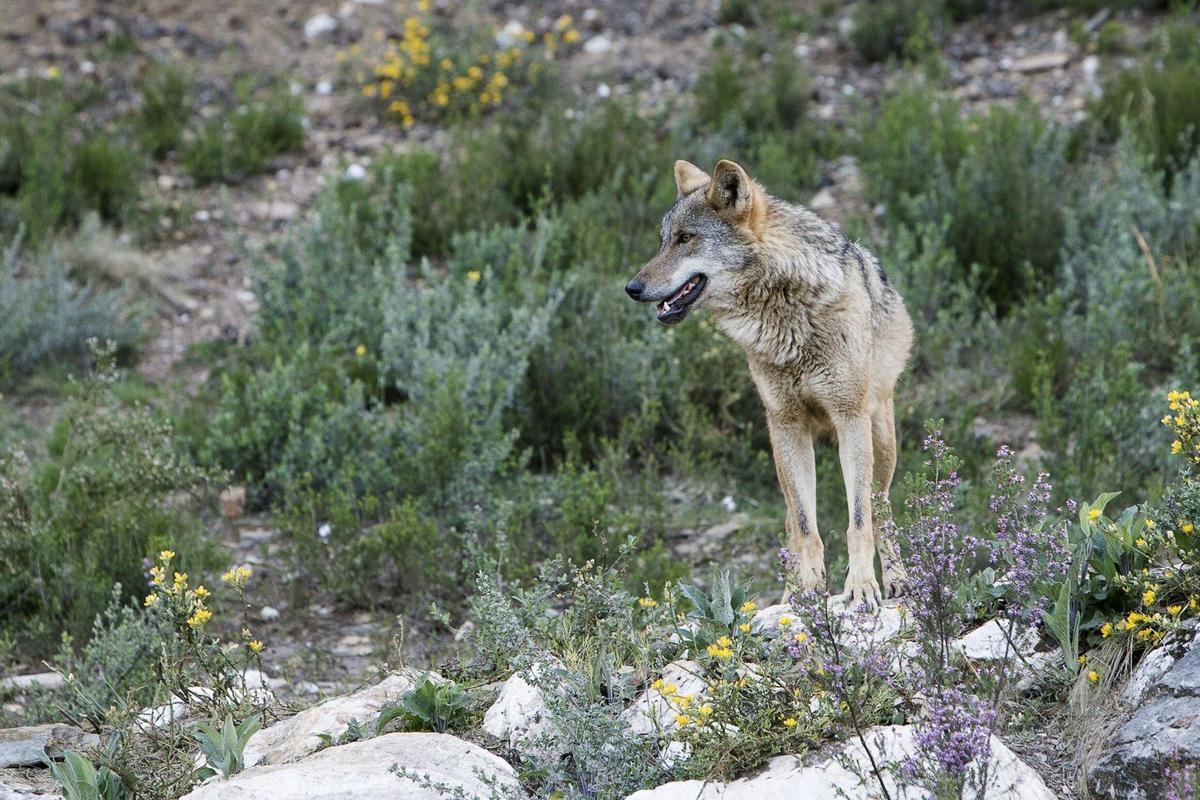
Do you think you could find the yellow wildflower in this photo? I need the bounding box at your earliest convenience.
[144,593,158,607]
[467,270,482,282]
[665,683,677,695]
[554,15,574,30]
[563,29,580,43]
[1136,538,1148,548]
[1146,519,1156,529]
[717,635,732,648]
[1184,523,1195,534]
[778,616,793,628]
[638,597,658,608]
[651,678,664,691]
[417,0,430,10]
[46,66,62,79]
[739,600,757,613]
[674,714,691,726]
[159,550,176,561]
[250,639,264,653]
[355,344,367,357]
[1078,655,1087,665]
[187,607,213,629]
[1088,670,1099,683]
[521,29,535,42]
[698,705,713,716]
[1173,441,1184,455]
[1100,622,1112,637]
[782,717,797,727]
[1088,508,1102,523]
[1144,588,1157,606]
[1169,605,1183,616]
[194,585,210,598]
[738,623,751,633]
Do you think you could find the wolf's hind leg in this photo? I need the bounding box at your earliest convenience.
[871,398,906,598]
[768,418,825,602]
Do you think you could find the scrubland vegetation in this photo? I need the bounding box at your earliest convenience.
[3,1,1200,798]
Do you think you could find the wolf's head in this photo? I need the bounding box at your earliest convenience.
[625,159,765,325]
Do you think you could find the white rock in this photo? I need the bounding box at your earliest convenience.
[181,732,525,800]
[0,672,64,691]
[584,35,613,54]
[242,671,428,766]
[304,13,338,39]
[315,79,333,96]
[343,163,367,181]
[0,774,64,799]
[261,605,281,622]
[1122,644,1175,707]
[720,495,737,513]
[596,83,612,99]
[624,661,708,735]
[624,725,1055,800]
[954,619,1039,661]
[495,21,528,49]
[809,188,836,211]
[0,724,100,768]
[482,662,562,756]
[751,599,907,650]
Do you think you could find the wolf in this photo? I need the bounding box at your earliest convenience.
[625,159,913,605]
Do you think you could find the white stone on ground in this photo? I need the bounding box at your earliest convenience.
[624,725,1056,800]
[953,618,1039,661]
[624,661,708,736]
[482,659,563,757]
[181,732,525,800]
[242,670,432,766]
[0,724,99,768]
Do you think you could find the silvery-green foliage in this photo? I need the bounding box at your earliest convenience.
[0,238,135,385]
[380,260,557,505]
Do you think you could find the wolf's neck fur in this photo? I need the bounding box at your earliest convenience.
[711,196,848,366]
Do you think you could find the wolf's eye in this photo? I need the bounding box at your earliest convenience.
[676,232,694,244]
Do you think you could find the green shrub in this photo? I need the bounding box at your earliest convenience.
[0,244,137,387]
[0,81,141,246]
[0,348,222,654]
[137,62,192,159]
[858,85,968,211]
[850,0,946,63]
[866,94,1070,310]
[183,90,304,184]
[1092,21,1200,182]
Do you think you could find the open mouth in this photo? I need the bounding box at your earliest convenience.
[656,274,706,325]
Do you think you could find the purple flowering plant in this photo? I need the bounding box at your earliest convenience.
[782,422,1076,799]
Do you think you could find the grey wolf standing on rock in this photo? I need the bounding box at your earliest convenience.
[625,159,913,605]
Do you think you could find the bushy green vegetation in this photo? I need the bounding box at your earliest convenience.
[183,88,305,184]
[0,348,223,654]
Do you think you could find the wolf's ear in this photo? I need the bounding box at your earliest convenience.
[674,160,710,197]
[707,160,755,224]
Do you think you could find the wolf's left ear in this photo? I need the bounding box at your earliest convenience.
[674,160,710,197]
[707,160,756,225]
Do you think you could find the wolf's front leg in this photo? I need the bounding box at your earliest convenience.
[767,420,826,602]
[836,414,882,608]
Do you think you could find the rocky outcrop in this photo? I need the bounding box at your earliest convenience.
[181,732,525,800]
[624,660,708,736]
[482,660,563,757]
[0,725,99,768]
[1090,636,1200,799]
[624,725,1056,800]
[0,770,64,800]
[242,670,429,766]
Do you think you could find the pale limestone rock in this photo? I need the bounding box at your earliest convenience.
[182,732,525,800]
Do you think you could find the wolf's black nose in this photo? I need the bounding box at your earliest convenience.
[625,279,644,300]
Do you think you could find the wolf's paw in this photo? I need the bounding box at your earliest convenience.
[881,566,907,599]
[780,568,826,604]
[839,571,882,610]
